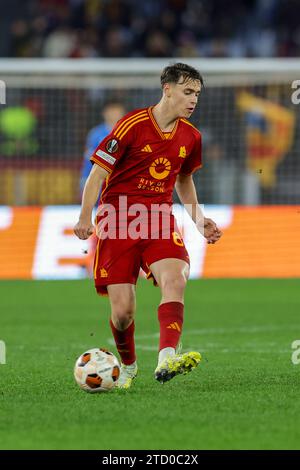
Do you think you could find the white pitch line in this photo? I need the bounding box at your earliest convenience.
[11,322,297,356]
[11,343,291,355]
[107,338,291,354]
[133,324,300,340]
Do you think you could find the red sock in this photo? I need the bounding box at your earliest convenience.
[158,301,184,351]
[109,319,136,365]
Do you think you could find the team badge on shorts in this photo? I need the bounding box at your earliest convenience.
[106,139,119,153]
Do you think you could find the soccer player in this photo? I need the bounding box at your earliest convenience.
[74,63,222,389]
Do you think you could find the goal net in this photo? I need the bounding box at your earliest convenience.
[0,58,299,206]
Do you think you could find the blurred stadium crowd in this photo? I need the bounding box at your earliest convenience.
[1,0,299,58]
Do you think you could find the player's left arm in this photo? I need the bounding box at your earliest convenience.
[177,130,222,244]
[175,173,222,244]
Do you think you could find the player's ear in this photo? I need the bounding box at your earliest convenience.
[163,83,172,98]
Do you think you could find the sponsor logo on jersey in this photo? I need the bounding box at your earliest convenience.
[95,150,116,165]
[149,157,171,180]
[100,268,108,278]
[141,145,152,152]
[106,139,119,153]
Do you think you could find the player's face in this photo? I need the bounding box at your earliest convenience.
[168,78,201,118]
[103,105,125,128]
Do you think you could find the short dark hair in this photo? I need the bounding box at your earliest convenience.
[160,63,204,88]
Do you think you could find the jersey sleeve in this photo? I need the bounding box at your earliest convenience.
[179,132,202,176]
[90,118,132,174]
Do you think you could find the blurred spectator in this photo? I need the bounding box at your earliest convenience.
[102,27,132,57]
[2,0,299,58]
[43,26,77,57]
[176,31,199,57]
[80,100,126,193]
[144,30,173,57]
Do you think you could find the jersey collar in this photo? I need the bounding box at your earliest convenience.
[148,106,179,140]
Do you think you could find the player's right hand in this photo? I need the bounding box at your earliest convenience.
[203,218,223,244]
[74,220,94,239]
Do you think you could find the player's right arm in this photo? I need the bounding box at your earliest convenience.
[74,164,109,239]
[75,109,142,239]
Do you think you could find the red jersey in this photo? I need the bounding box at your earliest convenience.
[90,106,202,212]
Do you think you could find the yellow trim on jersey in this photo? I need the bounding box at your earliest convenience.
[90,156,112,174]
[115,110,148,138]
[148,106,165,139]
[116,114,149,140]
[180,118,199,132]
[169,119,179,139]
[99,174,111,205]
[118,117,149,140]
[148,106,179,140]
[93,239,100,279]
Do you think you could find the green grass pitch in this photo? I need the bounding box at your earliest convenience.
[0,279,299,450]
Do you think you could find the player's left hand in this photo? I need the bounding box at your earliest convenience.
[201,217,223,244]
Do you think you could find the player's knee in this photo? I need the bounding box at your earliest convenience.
[111,302,135,330]
[161,274,187,295]
[112,313,134,330]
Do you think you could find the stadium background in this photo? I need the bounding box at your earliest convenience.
[0,0,300,451]
[1,56,299,278]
